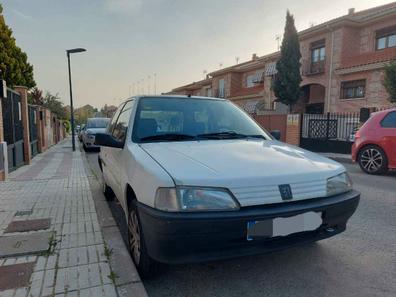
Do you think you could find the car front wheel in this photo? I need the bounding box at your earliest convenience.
[128,200,157,278]
[358,145,388,175]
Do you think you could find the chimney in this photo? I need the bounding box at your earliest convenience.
[348,8,355,15]
[252,53,258,60]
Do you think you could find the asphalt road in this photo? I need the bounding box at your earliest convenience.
[84,148,396,297]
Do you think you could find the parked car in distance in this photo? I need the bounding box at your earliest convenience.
[82,118,110,151]
[78,124,85,142]
[352,108,396,174]
[95,95,360,278]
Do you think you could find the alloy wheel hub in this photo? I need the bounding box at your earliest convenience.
[361,149,382,172]
[128,211,141,264]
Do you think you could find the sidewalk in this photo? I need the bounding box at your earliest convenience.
[0,138,146,297]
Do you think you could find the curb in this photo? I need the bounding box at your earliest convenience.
[81,148,149,297]
[320,154,354,164]
[327,156,354,164]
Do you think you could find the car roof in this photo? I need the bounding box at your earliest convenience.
[123,95,227,103]
[371,108,396,117]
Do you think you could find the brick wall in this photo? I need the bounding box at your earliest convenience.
[14,86,31,165]
[285,114,301,146]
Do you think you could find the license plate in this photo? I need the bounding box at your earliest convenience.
[247,212,322,241]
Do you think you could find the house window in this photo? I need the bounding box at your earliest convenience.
[310,39,325,62]
[206,87,212,97]
[340,80,366,99]
[218,79,225,98]
[311,46,325,62]
[376,26,396,50]
[246,74,256,87]
[309,39,326,74]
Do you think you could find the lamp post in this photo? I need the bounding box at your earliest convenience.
[66,48,86,151]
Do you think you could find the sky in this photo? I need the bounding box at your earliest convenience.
[1,0,393,108]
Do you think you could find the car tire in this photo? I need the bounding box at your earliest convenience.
[102,175,114,201]
[358,145,388,175]
[127,199,157,278]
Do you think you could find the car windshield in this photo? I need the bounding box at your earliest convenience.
[133,97,270,142]
[86,118,110,129]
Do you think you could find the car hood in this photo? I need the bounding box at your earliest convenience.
[140,140,346,206]
[86,128,107,134]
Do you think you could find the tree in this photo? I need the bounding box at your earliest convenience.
[43,91,66,119]
[0,4,35,88]
[74,104,97,125]
[273,10,302,112]
[28,87,43,105]
[383,61,396,103]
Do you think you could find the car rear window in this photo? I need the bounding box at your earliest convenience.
[86,118,110,128]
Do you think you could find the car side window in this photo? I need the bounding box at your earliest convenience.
[107,103,125,134]
[381,111,396,128]
[112,100,134,142]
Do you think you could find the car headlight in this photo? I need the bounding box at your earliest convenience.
[326,172,352,197]
[155,187,240,212]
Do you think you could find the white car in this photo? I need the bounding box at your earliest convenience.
[96,96,360,277]
[82,118,110,150]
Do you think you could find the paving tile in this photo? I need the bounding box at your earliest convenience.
[5,218,51,233]
[0,232,53,257]
[0,262,34,291]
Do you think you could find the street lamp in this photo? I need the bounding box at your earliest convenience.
[66,48,86,151]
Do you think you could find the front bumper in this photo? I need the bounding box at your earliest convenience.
[138,190,360,264]
[84,136,99,148]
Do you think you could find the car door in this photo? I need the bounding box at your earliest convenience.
[108,100,135,207]
[101,103,125,194]
[380,111,396,167]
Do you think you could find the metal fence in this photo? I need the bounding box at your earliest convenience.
[1,89,25,171]
[301,113,360,140]
[300,112,360,154]
[28,105,39,157]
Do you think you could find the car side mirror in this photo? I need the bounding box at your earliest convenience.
[270,130,281,140]
[95,133,124,149]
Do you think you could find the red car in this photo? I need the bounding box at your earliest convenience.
[352,108,396,174]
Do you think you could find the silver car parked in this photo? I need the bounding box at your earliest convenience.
[82,118,110,151]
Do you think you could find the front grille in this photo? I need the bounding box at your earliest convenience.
[230,179,327,207]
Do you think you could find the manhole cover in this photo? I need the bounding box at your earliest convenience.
[5,218,51,233]
[0,232,53,257]
[0,262,34,291]
[15,210,33,216]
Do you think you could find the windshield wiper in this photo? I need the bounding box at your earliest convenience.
[140,133,197,142]
[197,131,266,139]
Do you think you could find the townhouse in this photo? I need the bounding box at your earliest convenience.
[169,2,396,114]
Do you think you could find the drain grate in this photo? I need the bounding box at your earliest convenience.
[15,210,33,216]
[0,262,35,291]
[5,218,51,233]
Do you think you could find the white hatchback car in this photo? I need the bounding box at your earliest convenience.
[96,96,360,277]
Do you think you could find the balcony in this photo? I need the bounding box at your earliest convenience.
[338,47,396,71]
[214,89,226,98]
[302,60,326,76]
